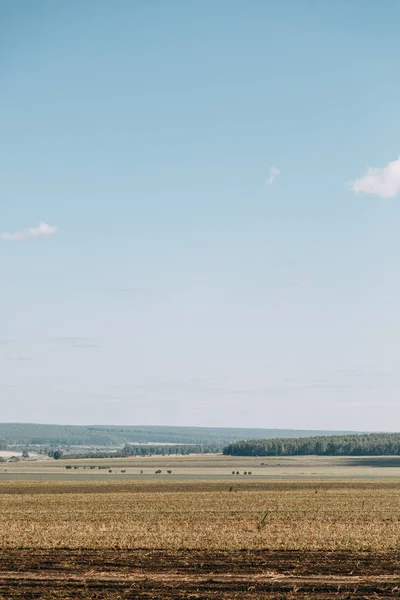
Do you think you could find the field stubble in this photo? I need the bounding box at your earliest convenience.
[1,480,400,550]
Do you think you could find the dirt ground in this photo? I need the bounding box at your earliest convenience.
[2,549,400,598]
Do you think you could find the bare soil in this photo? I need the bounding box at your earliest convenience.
[2,549,400,598]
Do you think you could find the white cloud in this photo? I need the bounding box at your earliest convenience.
[351,156,400,198]
[266,166,280,185]
[0,222,59,241]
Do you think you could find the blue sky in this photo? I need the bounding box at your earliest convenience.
[2,0,400,430]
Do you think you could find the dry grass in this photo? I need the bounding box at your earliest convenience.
[2,480,400,551]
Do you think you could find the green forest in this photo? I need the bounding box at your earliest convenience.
[223,433,400,456]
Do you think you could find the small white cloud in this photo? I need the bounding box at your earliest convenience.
[351,156,400,198]
[0,222,59,241]
[266,166,280,185]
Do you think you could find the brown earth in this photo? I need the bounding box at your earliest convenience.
[2,549,400,598]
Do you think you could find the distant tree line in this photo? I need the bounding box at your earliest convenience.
[223,433,400,457]
[119,444,223,457]
[65,444,223,459]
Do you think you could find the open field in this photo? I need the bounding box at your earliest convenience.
[4,453,400,479]
[3,459,400,597]
[2,477,400,597]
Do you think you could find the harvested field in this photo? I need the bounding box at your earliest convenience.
[2,480,400,550]
[2,479,400,597]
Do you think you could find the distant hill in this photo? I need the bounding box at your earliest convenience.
[0,423,358,447]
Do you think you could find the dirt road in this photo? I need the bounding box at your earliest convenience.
[2,549,400,598]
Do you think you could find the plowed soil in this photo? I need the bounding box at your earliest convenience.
[2,549,400,599]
